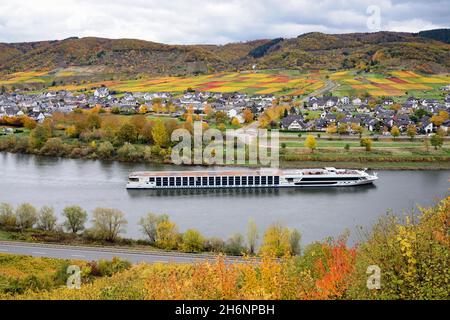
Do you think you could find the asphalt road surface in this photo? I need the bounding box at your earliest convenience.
[0,241,225,264]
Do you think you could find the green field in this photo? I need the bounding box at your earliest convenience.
[281,140,444,148]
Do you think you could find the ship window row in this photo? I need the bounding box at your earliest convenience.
[152,176,280,187]
[301,177,361,182]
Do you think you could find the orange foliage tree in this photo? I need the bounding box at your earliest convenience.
[309,240,357,300]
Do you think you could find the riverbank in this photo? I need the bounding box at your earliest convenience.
[280,160,450,170]
[1,146,450,170]
[1,122,449,170]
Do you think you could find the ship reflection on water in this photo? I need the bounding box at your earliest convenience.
[127,183,377,198]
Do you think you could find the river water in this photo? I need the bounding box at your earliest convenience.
[0,152,448,245]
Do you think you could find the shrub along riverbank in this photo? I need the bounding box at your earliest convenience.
[0,110,449,169]
[0,203,301,257]
[1,196,448,300]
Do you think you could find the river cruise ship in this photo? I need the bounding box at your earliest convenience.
[126,167,378,189]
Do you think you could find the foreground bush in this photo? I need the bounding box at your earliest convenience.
[347,197,450,299]
[1,197,448,300]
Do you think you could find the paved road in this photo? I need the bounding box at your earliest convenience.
[233,80,339,145]
[299,79,338,103]
[0,241,229,264]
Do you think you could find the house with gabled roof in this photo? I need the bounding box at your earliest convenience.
[280,115,307,131]
[419,116,433,134]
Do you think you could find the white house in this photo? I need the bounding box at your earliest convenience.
[227,109,238,118]
[340,96,350,105]
[352,97,362,106]
[94,87,110,98]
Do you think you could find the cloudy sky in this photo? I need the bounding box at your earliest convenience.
[0,0,448,44]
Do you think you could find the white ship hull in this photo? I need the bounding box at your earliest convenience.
[126,167,378,189]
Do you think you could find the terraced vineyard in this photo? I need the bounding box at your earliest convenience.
[0,70,325,96]
[1,69,448,98]
[0,71,49,85]
[53,72,325,95]
[331,71,449,98]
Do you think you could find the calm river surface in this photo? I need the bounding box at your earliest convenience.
[1,152,449,245]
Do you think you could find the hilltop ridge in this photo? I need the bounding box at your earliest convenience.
[0,29,449,76]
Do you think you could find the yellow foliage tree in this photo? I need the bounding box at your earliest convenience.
[243,108,254,123]
[139,105,148,114]
[431,111,449,127]
[391,126,400,140]
[204,105,214,117]
[326,125,337,136]
[65,125,78,138]
[260,223,292,258]
[156,220,180,250]
[152,120,169,148]
[304,135,317,153]
[231,117,241,127]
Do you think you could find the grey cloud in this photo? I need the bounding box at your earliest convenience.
[0,0,448,44]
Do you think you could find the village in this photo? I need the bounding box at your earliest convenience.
[1,85,450,136]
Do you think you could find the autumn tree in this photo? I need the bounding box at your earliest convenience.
[30,124,51,149]
[337,123,349,135]
[351,124,364,136]
[116,123,137,144]
[97,141,115,159]
[65,125,78,138]
[62,205,88,234]
[0,203,16,227]
[247,218,259,255]
[260,222,292,257]
[304,135,317,153]
[156,220,180,250]
[15,203,38,229]
[141,121,155,144]
[152,119,169,148]
[22,116,37,130]
[290,229,302,256]
[164,119,179,138]
[312,240,357,299]
[258,118,269,129]
[130,115,146,140]
[139,105,148,114]
[423,137,430,152]
[86,113,102,130]
[152,100,163,113]
[231,117,241,127]
[138,213,169,243]
[406,124,417,141]
[182,229,205,253]
[431,111,449,127]
[390,103,401,112]
[243,108,254,123]
[117,142,138,161]
[204,104,214,118]
[225,233,246,255]
[326,125,337,137]
[37,206,57,231]
[391,126,400,140]
[214,111,228,124]
[360,137,373,151]
[91,208,128,242]
[430,134,443,150]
